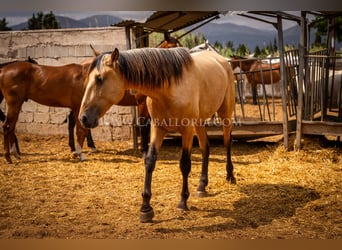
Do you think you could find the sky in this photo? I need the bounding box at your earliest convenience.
[0,11,299,31]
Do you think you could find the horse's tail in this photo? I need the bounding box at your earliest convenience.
[0,89,6,122]
[224,59,236,107]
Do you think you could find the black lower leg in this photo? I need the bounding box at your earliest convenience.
[68,112,76,152]
[140,145,157,222]
[14,134,20,155]
[226,133,236,184]
[140,119,150,155]
[86,130,96,149]
[178,149,191,211]
[197,141,209,193]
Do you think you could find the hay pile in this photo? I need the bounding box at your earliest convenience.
[0,133,341,239]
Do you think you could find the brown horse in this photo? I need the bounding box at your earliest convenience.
[230,56,280,105]
[156,33,182,48]
[0,58,96,163]
[0,57,38,158]
[78,47,236,222]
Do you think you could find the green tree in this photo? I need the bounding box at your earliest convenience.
[179,32,206,48]
[214,41,223,50]
[273,37,278,52]
[28,11,60,30]
[236,44,249,56]
[254,45,261,57]
[43,11,60,29]
[0,18,12,31]
[226,41,234,50]
[312,16,342,46]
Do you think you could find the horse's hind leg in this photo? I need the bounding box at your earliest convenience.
[1,109,20,158]
[2,102,23,163]
[177,127,195,211]
[223,128,236,184]
[218,102,236,184]
[195,126,210,197]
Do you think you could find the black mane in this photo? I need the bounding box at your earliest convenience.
[94,47,193,89]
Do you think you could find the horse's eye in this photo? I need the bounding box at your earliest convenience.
[95,75,103,85]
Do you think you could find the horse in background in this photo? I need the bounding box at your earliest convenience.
[78,47,236,222]
[0,56,38,159]
[230,55,281,105]
[0,56,98,163]
[156,32,182,48]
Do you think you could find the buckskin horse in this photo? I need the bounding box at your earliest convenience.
[78,47,236,222]
[69,37,183,155]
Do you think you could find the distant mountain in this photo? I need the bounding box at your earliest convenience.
[9,14,341,50]
[10,14,123,30]
[194,22,277,50]
[80,15,122,28]
[10,22,28,30]
[56,16,88,28]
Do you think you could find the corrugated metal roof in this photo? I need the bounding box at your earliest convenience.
[114,11,342,34]
[114,11,221,33]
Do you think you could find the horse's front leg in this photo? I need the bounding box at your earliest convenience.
[71,110,97,153]
[68,111,76,152]
[75,121,88,161]
[177,127,194,211]
[140,126,166,223]
[86,130,97,153]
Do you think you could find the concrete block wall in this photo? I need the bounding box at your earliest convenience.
[0,27,133,142]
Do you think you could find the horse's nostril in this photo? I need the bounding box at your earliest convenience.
[81,115,88,125]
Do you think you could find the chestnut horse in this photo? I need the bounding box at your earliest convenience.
[156,33,182,48]
[230,56,280,105]
[78,47,236,222]
[0,57,38,158]
[0,58,98,163]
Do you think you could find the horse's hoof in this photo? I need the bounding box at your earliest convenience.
[90,147,98,153]
[177,203,190,212]
[227,177,237,184]
[140,209,154,223]
[71,152,78,159]
[4,154,12,164]
[196,190,208,197]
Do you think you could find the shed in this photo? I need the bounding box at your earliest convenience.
[114,11,342,151]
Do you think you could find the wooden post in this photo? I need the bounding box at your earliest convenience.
[295,11,307,151]
[125,26,139,151]
[277,15,289,150]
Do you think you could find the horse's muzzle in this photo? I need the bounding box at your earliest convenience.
[79,112,98,129]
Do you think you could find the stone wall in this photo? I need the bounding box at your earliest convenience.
[0,27,134,142]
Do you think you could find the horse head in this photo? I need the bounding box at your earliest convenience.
[157,33,182,48]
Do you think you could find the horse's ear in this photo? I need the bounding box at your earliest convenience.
[164,32,171,41]
[111,48,119,64]
[90,44,100,56]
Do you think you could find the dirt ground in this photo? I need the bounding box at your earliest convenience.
[0,133,341,239]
